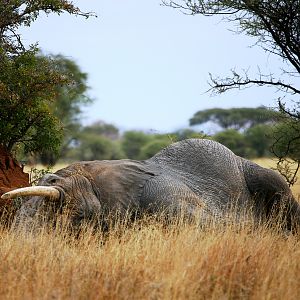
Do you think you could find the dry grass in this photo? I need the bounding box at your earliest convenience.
[1,217,300,300]
[24,163,68,173]
[8,158,299,299]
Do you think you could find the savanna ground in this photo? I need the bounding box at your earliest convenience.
[0,158,298,299]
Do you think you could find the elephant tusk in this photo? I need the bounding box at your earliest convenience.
[1,186,60,200]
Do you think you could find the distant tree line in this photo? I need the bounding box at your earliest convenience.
[191,107,279,158]
[26,106,296,165]
[36,121,206,164]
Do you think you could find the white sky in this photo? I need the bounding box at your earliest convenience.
[20,0,287,133]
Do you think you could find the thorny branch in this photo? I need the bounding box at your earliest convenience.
[163,0,300,185]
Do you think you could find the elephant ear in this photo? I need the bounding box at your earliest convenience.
[241,158,292,200]
[70,160,160,214]
[241,158,300,229]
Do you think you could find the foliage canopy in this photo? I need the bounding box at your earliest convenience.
[0,0,93,56]
[0,50,65,154]
[38,55,92,164]
[0,1,94,157]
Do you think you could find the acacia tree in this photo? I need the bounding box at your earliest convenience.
[0,1,94,157]
[163,0,300,185]
[190,107,279,130]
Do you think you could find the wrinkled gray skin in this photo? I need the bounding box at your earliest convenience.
[16,139,300,230]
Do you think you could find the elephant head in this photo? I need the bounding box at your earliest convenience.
[1,160,161,228]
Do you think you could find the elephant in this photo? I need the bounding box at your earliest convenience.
[1,139,299,230]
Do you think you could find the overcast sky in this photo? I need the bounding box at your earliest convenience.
[20,0,285,133]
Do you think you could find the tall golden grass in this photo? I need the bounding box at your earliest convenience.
[1,215,300,300]
[12,158,299,299]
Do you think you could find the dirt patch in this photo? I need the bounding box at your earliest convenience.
[0,146,29,217]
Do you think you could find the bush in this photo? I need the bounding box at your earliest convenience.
[122,131,152,159]
[77,135,115,161]
[139,138,172,160]
[213,129,255,157]
[245,124,273,157]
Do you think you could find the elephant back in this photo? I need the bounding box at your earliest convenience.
[148,139,250,208]
[149,139,240,180]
